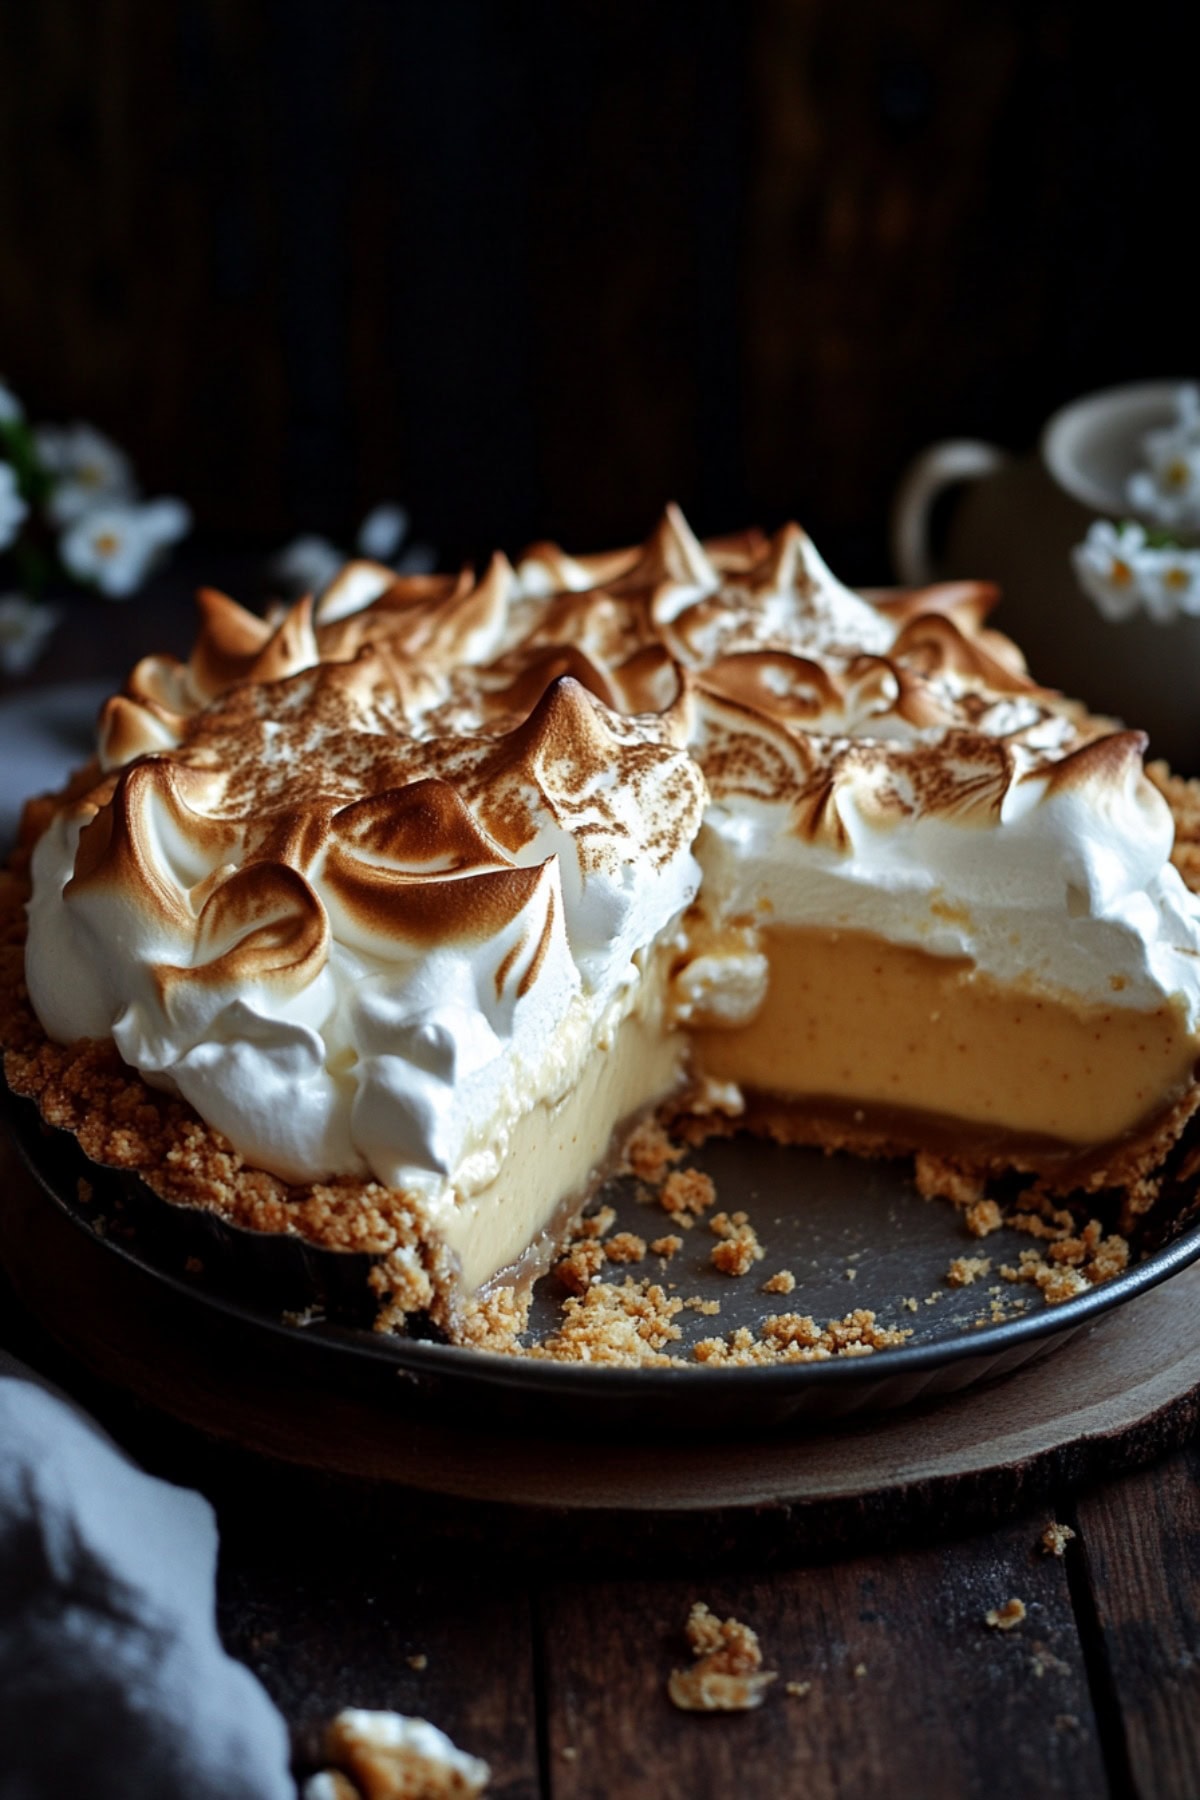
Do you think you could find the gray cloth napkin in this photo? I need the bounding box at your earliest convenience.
[0,1350,294,1799]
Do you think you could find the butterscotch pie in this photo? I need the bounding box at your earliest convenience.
[5,506,1200,1345]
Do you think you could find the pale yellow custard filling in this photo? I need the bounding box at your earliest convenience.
[689,925,1200,1148]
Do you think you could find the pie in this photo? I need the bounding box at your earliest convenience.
[5,506,1200,1344]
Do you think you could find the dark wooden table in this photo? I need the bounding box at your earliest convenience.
[3,559,1199,1800]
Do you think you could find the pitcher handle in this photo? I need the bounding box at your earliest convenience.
[890,440,1010,586]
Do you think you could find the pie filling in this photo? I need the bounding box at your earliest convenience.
[687,924,1200,1152]
[436,1004,686,1296]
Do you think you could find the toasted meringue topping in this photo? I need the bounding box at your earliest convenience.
[24,507,1200,1197]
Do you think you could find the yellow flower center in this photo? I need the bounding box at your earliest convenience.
[93,531,120,557]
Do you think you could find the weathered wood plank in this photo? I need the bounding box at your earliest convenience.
[217,1544,541,1798]
[1074,1442,1200,1800]
[538,1513,1105,1800]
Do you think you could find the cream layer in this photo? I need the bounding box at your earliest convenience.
[689,924,1200,1148]
[431,1003,686,1295]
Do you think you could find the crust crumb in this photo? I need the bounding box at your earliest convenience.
[453,1284,531,1352]
[667,1603,778,1713]
[529,1277,684,1365]
[709,1210,765,1276]
[604,1231,647,1264]
[623,1119,684,1185]
[693,1308,911,1365]
[985,1598,1027,1632]
[913,1152,986,1206]
[965,1199,1004,1238]
[1040,1523,1077,1557]
[998,1221,1128,1304]
[784,1680,812,1698]
[947,1255,991,1287]
[762,1269,796,1295]
[659,1167,717,1224]
[650,1234,683,1259]
[317,1710,490,1799]
[578,1204,617,1240]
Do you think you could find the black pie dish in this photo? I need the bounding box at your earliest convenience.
[4,1068,1200,1435]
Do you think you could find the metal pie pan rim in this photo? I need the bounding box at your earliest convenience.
[7,1080,1200,1406]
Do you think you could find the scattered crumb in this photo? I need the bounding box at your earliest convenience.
[406,1653,428,1672]
[965,1199,1004,1238]
[281,1304,323,1328]
[560,1745,578,1762]
[985,1599,1027,1632]
[1040,1523,1076,1558]
[659,1167,717,1224]
[901,1297,919,1312]
[709,1210,765,1276]
[624,1119,684,1184]
[529,1277,685,1365]
[784,1681,812,1699]
[683,1295,722,1316]
[693,1309,911,1366]
[843,1266,857,1282]
[555,1239,606,1296]
[1030,1644,1072,1679]
[853,1663,868,1679]
[667,1602,778,1713]
[998,1220,1128,1304]
[578,1204,617,1240]
[453,1284,532,1352]
[650,1234,683,1259]
[605,1231,647,1264]
[947,1255,991,1287]
[913,1152,986,1207]
[1055,1714,1080,1733]
[316,1710,490,1800]
[76,1178,94,1205]
[762,1269,796,1295]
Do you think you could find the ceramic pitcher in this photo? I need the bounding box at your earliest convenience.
[890,380,1200,772]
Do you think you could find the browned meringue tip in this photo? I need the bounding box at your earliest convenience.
[610,503,716,594]
[871,578,1003,629]
[156,861,330,1002]
[1034,729,1151,796]
[331,779,513,873]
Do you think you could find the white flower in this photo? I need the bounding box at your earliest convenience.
[35,421,137,526]
[1134,546,1200,622]
[272,505,436,596]
[1071,520,1147,622]
[0,593,60,676]
[270,533,344,597]
[59,497,192,598]
[0,461,28,552]
[1127,384,1200,531]
[0,380,23,427]
[356,502,410,562]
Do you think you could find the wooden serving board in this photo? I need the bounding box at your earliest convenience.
[3,1145,1198,1563]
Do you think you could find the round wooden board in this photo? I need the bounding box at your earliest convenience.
[3,1146,1199,1562]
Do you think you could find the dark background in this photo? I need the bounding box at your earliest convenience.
[1,0,1193,582]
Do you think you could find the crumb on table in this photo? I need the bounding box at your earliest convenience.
[667,1602,778,1713]
[985,1599,1027,1632]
